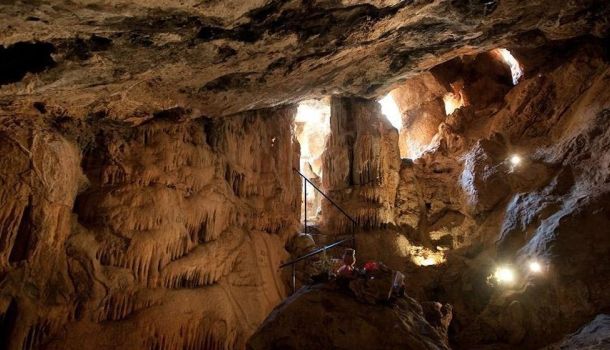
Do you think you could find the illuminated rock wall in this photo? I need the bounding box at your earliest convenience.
[314,39,609,348]
[0,107,301,350]
[321,97,401,234]
[385,40,610,349]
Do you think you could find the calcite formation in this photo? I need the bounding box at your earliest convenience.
[0,107,301,349]
[316,39,610,349]
[0,0,609,349]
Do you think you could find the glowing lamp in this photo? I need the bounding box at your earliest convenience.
[528,261,543,273]
[509,155,521,166]
[494,266,515,285]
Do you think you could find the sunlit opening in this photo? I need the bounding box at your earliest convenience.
[494,266,516,285]
[295,99,331,226]
[494,48,523,85]
[378,94,403,130]
[410,246,446,266]
[443,91,465,115]
[295,99,331,175]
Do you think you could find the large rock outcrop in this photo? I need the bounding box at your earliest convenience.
[247,283,450,350]
[0,1,609,349]
[0,107,301,349]
[313,39,610,349]
[0,1,608,119]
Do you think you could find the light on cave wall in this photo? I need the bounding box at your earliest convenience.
[494,48,523,85]
[509,154,522,166]
[528,260,545,274]
[410,246,446,266]
[443,91,465,116]
[378,94,403,130]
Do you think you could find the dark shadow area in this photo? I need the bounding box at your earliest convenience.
[0,42,55,86]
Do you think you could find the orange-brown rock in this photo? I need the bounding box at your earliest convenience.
[0,107,301,350]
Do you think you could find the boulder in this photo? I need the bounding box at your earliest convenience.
[247,283,450,350]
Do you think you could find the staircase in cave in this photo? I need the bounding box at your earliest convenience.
[281,168,358,293]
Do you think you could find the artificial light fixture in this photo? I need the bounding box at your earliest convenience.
[509,154,521,166]
[494,266,516,285]
[528,260,543,273]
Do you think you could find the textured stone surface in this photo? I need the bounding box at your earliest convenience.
[0,1,609,349]
[247,283,449,350]
[0,1,608,120]
[543,314,610,350]
[0,107,301,349]
[313,39,610,349]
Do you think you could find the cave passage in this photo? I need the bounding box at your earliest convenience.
[0,42,55,86]
[294,98,331,227]
[0,1,609,349]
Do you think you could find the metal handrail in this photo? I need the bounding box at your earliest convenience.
[293,168,358,226]
[279,237,353,268]
[281,168,359,293]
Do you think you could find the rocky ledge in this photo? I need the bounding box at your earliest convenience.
[247,282,451,350]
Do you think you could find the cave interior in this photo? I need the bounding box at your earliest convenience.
[0,1,609,350]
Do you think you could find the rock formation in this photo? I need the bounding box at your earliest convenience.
[0,107,301,349]
[316,38,610,349]
[1,0,609,349]
[247,283,450,350]
[0,0,608,119]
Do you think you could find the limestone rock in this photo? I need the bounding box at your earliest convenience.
[543,314,610,350]
[1,1,608,119]
[247,284,450,350]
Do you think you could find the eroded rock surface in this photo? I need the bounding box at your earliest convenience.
[543,314,610,350]
[315,39,610,349]
[0,1,608,119]
[0,1,609,349]
[0,107,301,349]
[247,283,450,350]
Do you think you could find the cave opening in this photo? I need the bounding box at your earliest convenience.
[380,47,524,160]
[0,2,609,349]
[294,98,331,228]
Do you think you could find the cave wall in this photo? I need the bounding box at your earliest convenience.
[0,106,301,349]
[320,96,401,234]
[315,39,610,348]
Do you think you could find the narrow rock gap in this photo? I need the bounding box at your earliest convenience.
[9,199,33,263]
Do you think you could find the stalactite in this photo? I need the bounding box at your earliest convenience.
[0,105,300,348]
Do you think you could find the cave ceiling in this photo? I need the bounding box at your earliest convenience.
[0,0,608,122]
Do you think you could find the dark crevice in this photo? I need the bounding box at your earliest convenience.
[9,199,34,263]
[0,42,55,86]
[62,35,112,60]
[0,299,18,350]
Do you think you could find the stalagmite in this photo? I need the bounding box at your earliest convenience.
[0,1,609,349]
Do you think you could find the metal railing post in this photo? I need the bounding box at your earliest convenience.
[303,178,307,233]
[352,223,356,251]
[284,168,362,295]
[291,264,296,294]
